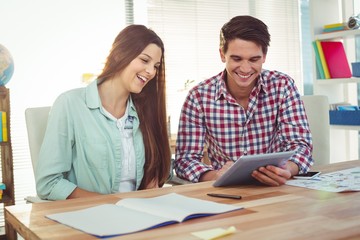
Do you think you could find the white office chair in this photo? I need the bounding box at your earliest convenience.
[25,106,51,203]
[300,95,330,166]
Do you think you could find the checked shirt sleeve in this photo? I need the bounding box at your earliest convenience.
[174,90,213,183]
[270,79,314,174]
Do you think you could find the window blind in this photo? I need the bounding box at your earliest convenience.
[146,0,302,134]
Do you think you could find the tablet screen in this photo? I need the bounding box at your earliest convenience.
[213,151,295,187]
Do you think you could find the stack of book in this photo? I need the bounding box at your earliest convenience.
[312,40,352,79]
[323,22,348,33]
[0,183,6,200]
[0,111,7,142]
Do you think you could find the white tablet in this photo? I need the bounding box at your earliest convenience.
[213,151,295,187]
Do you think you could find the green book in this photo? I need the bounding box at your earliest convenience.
[312,41,325,79]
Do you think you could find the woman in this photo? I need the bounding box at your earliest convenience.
[35,25,171,200]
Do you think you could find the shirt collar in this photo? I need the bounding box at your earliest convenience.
[85,79,101,109]
[127,95,137,118]
[257,71,267,94]
[215,71,229,101]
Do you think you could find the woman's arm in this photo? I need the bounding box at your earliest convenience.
[67,187,102,199]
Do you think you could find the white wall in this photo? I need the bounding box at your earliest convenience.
[0,0,126,203]
[1,0,126,108]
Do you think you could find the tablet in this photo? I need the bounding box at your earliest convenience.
[213,151,295,187]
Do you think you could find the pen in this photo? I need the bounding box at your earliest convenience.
[207,193,242,199]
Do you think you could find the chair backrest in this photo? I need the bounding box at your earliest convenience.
[300,95,330,166]
[25,106,51,174]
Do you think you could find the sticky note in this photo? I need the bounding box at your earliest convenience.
[191,226,236,240]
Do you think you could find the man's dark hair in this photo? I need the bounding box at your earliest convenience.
[220,15,271,55]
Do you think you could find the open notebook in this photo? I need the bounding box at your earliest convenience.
[46,193,243,237]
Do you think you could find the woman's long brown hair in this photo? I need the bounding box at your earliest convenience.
[97,25,171,188]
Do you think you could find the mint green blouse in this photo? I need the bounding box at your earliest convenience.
[35,80,145,200]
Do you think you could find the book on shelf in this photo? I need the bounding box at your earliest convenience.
[46,193,243,237]
[323,22,346,29]
[0,113,2,142]
[0,111,7,142]
[312,41,325,79]
[315,40,331,79]
[0,183,5,199]
[320,41,352,78]
[323,26,346,33]
[1,111,7,142]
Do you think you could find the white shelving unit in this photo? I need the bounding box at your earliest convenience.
[316,77,360,85]
[315,28,360,40]
[331,125,360,131]
[310,0,359,163]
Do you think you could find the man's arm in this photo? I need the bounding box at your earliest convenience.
[276,81,313,174]
[174,91,212,182]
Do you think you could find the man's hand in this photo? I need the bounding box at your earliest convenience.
[251,161,299,186]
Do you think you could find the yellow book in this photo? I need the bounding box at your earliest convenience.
[323,22,345,29]
[2,111,7,142]
[315,40,331,79]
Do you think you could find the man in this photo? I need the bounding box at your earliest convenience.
[174,15,313,186]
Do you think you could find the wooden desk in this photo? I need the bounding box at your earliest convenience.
[5,160,360,240]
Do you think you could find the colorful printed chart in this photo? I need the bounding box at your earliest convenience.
[286,167,360,192]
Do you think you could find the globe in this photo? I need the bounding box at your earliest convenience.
[0,44,14,86]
